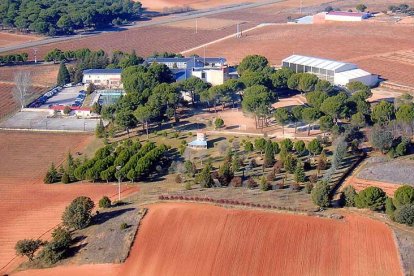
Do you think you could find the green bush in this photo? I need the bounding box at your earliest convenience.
[394,204,414,226]
[385,197,396,220]
[214,117,224,129]
[37,242,64,265]
[120,222,128,230]
[259,176,270,191]
[51,226,71,251]
[311,181,330,207]
[98,196,111,208]
[62,196,95,230]
[393,185,414,208]
[184,181,192,190]
[15,239,43,261]
[61,172,70,184]
[342,186,357,207]
[355,187,387,211]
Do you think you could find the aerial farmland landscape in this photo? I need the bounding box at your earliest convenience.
[0,0,414,275]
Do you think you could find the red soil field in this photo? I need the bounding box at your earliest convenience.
[0,32,41,48]
[188,21,414,87]
[0,63,59,87]
[17,202,403,276]
[346,176,402,196]
[0,82,46,118]
[0,132,138,274]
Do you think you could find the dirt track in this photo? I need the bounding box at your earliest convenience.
[18,202,403,276]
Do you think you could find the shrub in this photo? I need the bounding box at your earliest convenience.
[37,242,64,265]
[244,141,254,152]
[99,196,111,208]
[385,197,396,220]
[304,183,313,194]
[120,222,128,230]
[185,181,192,190]
[175,174,183,184]
[51,226,71,251]
[355,187,387,211]
[259,176,270,191]
[294,140,306,155]
[15,239,43,261]
[62,196,95,230]
[280,138,293,151]
[44,163,59,184]
[311,181,330,207]
[273,160,283,174]
[309,174,318,184]
[247,177,257,189]
[342,186,357,207]
[394,204,414,226]
[395,140,409,156]
[266,171,275,182]
[230,176,242,187]
[393,185,414,208]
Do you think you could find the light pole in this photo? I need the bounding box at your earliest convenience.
[116,166,121,201]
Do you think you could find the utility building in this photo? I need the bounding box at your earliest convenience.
[281,55,378,87]
[82,69,123,89]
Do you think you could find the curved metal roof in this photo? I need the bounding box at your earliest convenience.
[282,55,357,72]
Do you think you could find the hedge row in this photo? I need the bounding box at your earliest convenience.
[158,195,312,213]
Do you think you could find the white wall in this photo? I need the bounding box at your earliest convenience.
[334,74,378,87]
[325,15,363,22]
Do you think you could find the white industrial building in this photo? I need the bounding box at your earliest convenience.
[82,69,123,89]
[281,55,378,87]
[324,11,370,22]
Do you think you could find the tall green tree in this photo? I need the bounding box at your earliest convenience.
[57,62,70,85]
[237,55,270,75]
[274,108,290,136]
[371,101,395,125]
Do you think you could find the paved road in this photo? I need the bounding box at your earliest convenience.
[0,0,287,54]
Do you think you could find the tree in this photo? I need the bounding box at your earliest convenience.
[13,71,31,109]
[302,107,321,136]
[242,85,273,128]
[317,150,328,174]
[51,226,71,251]
[57,62,70,86]
[394,204,414,226]
[350,112,366,129]
[99,196,111,208]
[320,94,347,124]
[385,197,396,219]
[371,101,394,125]
[15,239,43,261]
[218,162,233,186]
[356,4,367,12]
[369,125,393,154]
[306,90,329,109]
[62,196,95,230]
[197,165,213,188]
[311,181,330,207]
[264,140,275,167]
[287,73,301,90]
[294,162,306,184]
[393,185,414,208]
[315,80,333,94]
[180,76,210,105]
[307,139,322,156]
[396,103,414,134]
[95,119,105,138]
[259,176,270,191]
[291,106,304,134]
[280,138,293,151]
[319,115,334,133]
[342,185,357,207]
[355,186,387,211]
[214,118,224,129]
[237,55,269,75]
[284,154,296,174]
[116,108,137,136]
[294,140,306,155]
[274,108,290,136]
[44,163,59,184]
[244,141,254,152]
[298,73,319,93]
[271,67,294,89]
[87,83,95,95]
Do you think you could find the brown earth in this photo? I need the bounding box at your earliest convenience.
[17,202,403,276]
[0,32,41,48]
[188,21,414,87]
[0,132,138,274]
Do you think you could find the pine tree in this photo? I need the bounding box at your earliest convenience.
[264,140,275,167]
[57,62,70,85]
[95,119,105,138]
[294,162,306,184]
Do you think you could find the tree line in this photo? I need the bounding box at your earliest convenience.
[0,0,142,35]
[0,53,28,65]
[44,140,169,184]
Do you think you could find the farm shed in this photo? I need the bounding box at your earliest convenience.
[281,55,378,87]
[325,11,370,22]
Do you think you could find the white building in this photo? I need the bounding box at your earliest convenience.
[188,132,208,149]
[325,11,370,22]
[191,67,230,86]
[281,55,378,87]
[82,69,123,89]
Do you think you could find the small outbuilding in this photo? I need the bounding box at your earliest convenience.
[188,132,208,149]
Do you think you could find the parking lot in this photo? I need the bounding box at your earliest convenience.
[0,110,102,132]
[39,86,84,108]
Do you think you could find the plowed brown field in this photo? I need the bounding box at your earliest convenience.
[0,132,138,274]
[0,33,41,48]
[17,202,403,276]
[188,22,414,87]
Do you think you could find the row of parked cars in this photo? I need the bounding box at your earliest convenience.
[28,86,63,108]
[72,90,87,107]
